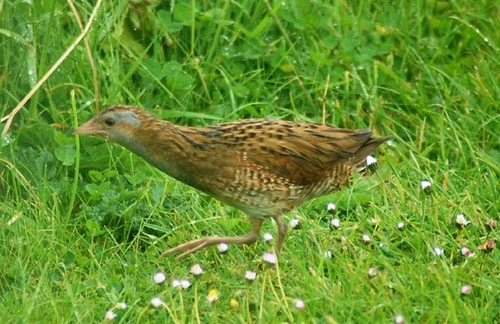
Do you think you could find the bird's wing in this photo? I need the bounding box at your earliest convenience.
[204,119,380,186]
[245,130,373,185]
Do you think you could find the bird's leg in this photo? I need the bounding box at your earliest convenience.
[273,215,288,253]
[161,218,263,258]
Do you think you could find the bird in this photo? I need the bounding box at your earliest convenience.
[74,105,390,258]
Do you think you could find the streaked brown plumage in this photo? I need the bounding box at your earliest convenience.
[74,105,390,258]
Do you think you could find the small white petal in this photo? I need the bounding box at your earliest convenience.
[262,252,277,265]
[433,247,444,256]
[105,310,117,320]
[117,302,127,309]
[460,247,471,256]
[181,279,191,289]
[153,272,166,284]
[366,155,377,166]
[327,202,336,211]
[151,297,163,308]
[455,214,470,226]
[461,284,472,295]
[397,222,405,230]
[190,264,204,276]
[394,314,405,324]
[217,243,229,253]
[245,270,257,281]
[421,180,432,190]
[368,267,377,277]
[171,279,181,288]
[362,234,371,244]
[290,219,300,229]
[263,232,273,242]
[207,289,219,303]
[294,298,305,310]
[331,218,340,229]
[324,250,333,259]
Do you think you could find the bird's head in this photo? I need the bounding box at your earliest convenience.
[74,106,145,143]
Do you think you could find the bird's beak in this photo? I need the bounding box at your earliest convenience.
[73,119,99,136]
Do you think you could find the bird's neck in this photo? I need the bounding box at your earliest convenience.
[121,121,207,187]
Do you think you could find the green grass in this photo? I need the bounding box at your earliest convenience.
[1,0,499,322]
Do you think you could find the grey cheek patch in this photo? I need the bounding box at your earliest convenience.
[117,111,141,127]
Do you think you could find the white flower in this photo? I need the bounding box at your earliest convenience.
[181,279,191,289]
[207,289,219,303]
[294,298,305,310]
[327,202,336,212]
[421,180,432,190]
[263,232,273,242]
[290,219,300,229]
[455,214,470,226]
[397,222,405,230]
[190,264,203,276]
[362,234,371,244]
[245,270,257,281]
[460,247,475,257]
[324,250,333,259]
[368,267,377,277]
[105,310,117,321]
[432,246,444,256]
[461,284,472,295]
[150,297,163,308]
[117,302,127,309]
[153,272,166,284]
[394,314,405,324]
[217,243,228,253]
[262,252,277,265]
[331,218,340,229]
[366,155,377,166]
[171,279,181,288]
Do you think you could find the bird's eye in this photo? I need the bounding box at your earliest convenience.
[104,118,115,127]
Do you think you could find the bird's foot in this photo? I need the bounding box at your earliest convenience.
[161,237,215,259]
[161,219,263,259]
